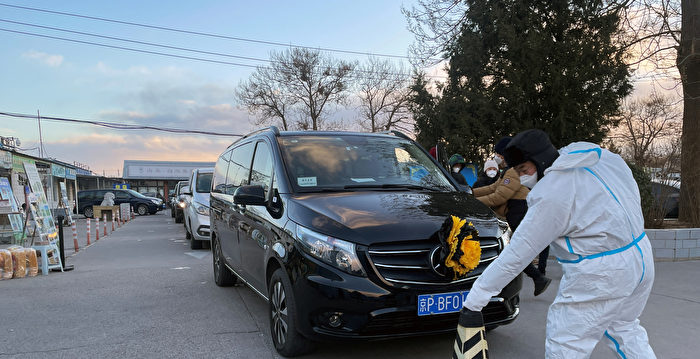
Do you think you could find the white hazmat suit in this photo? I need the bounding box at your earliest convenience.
[463,141,656,358]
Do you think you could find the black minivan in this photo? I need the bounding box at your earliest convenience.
[77,189,160,218]
[210,128,521,357]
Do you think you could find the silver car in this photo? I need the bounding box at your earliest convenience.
[183,168,213,249]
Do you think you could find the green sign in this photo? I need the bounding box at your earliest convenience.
[51,164,66,178]
[12,155,35,173]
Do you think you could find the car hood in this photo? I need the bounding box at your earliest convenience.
[287,191,498,246]
[193,192,210,207]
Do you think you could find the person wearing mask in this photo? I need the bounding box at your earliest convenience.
[447,154,468,186]
[495,136,550,275]
[472,159,499,188]
[463,129,656,358]
[472,139,552,296]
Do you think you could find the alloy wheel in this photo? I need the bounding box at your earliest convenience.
[213,238,222,281]
[271,281,288,346]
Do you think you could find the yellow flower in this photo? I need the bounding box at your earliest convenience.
[443,217,481,279]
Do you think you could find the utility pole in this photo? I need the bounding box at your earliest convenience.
[37,110,44,158]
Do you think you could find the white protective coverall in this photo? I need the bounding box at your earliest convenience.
[463,142,656,358]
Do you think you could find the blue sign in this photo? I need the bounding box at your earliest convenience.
[114,183,130,189]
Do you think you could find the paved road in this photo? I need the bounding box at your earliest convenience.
[1,211,697,358]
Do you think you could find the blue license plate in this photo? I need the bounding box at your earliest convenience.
[417,290,469,316]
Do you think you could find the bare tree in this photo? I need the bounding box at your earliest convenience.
[356,58,414,133]
[610,91,681,166]
[236,67,292,130]
[236,48,355,131]
[402,0,466,65]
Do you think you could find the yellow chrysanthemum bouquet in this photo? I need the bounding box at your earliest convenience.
[439,215,481,279]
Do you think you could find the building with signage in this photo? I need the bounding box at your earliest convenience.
[0,148,80,222]
[122,160,215,202]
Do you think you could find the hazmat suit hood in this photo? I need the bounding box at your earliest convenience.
[503,129,559,179]
[545,142,602,174]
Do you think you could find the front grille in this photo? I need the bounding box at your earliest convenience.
[366,236,501,287]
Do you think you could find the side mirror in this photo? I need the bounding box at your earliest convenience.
[233,185,266,206]
[181,186,192,195]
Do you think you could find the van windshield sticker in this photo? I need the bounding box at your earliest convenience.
[298,177,317,187]
[350,178,375,183]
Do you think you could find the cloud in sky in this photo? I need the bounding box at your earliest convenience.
[22,50,64,67]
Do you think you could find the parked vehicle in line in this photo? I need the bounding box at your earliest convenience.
[651,179,680,218]
[209,127,520,357]
[183,168,213,249]
[77,189,161,218]
[171,181,189,223]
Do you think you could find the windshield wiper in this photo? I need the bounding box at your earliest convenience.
[343,183,441,191]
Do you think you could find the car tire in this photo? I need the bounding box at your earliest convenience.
[83,206,94,218]
[137,205,148,216]
[212,236,237,286]
[185,223,192,239]
[269,268,314,357]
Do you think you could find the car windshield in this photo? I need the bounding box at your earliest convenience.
[278,134,455,193]
[196,173,212,193]
[126,189,148,198]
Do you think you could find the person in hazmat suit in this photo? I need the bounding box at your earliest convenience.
[462,129,656,358]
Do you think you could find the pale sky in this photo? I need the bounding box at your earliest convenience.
[0,1,678,176]
[0,1,425,175]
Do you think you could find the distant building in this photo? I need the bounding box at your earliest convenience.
[121,160,215,202]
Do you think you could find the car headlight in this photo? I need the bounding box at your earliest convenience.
[194,201,209,216]
[295,225,365,276]
[178,201,186,208]
[151,199,160,205]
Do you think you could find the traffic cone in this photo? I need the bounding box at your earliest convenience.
[71,221,79,253]
[452,308,489,359]
[103,214,108,236]
[86,218,91,245]
[95,218,100,241]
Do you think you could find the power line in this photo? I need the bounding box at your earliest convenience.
[0,111,245,137]
[0,18,440,80]
[0,27,262,69]
[0,2,438,62]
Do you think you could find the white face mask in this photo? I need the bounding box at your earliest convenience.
[452,167,461,173]
[519,173,538,189]
[486,170,498,178]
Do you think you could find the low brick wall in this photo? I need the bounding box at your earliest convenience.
[648,228,700,261]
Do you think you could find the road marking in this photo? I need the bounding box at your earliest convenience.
[185,252,209,260]
[174,240,186,243]
[171,266,190,270]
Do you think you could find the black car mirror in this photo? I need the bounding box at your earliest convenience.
[233,185,267,206]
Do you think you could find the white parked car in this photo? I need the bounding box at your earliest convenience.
[183,168,213,249]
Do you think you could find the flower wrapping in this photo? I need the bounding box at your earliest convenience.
[438,215,481,279]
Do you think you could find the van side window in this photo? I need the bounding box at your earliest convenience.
[250,142,273,198]
[212,150,232,194]
[114,191,129,200]
[226,142,255,195]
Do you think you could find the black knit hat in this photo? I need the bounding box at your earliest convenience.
[494,137,512,155]
[503,129,559,179]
